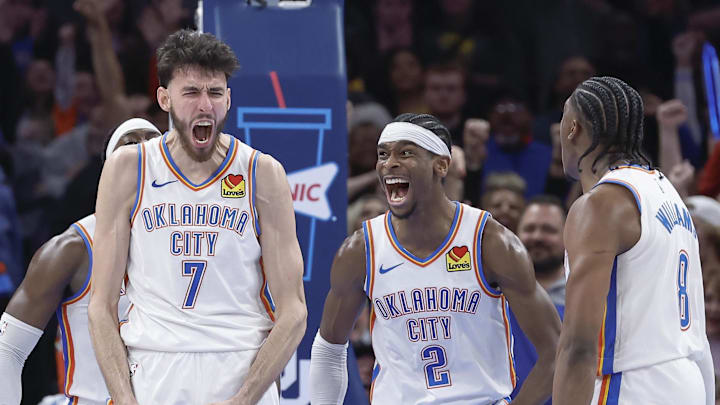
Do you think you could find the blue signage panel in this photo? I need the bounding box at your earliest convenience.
[203,1,367,403]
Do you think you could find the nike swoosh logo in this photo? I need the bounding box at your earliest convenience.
[379,263,404,274]
[152,180,178,188]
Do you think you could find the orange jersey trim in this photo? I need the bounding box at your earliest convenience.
[159,136,238,191]
[597,374,611,405]
[500,296,517,388]
[365,223,377,334]
[597,304,608,375]
[384,204,464,267]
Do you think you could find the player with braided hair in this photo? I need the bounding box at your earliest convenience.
[310,113,561,404]
[553,76,712,405]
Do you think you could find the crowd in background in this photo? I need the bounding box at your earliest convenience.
[1,0,720,403]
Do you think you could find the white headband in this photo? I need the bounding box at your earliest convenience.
[105,118,161,160]
[377,122,451,157]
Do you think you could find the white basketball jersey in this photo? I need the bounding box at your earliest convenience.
[57,214,130,404]
[121,135,274,352]
[593,165,708,375]
[364,203,515,404]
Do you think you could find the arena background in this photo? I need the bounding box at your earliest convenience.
[1,0,720,404]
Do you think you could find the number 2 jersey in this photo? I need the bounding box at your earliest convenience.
[363,202,515,404]
[120,134,275,353]
[592,165,708,376]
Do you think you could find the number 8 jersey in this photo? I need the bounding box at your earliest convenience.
[592,166,708,375]
[363,203,515,404]
[120,134,275,353]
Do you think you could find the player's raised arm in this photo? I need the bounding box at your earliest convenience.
[552,185,639,405]
[310,229,367,405]
[482,218,561,405]
[221,153,307,405]
[0,230,86,404]
[88,145,139,405]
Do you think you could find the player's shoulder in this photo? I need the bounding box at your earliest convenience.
[105,141,141,170]
[336,228,366,260]
[33,225,88,267]
[571,180,638,221]
[481,215,524,254]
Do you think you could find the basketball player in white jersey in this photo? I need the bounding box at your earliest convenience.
[0,119,161,405]
[310,113,562,404]
[553,76,714,405]
[88,30,307,405]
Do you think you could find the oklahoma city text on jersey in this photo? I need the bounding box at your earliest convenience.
[138,203,252,256]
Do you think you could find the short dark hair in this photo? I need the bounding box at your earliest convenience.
[392,113,452,154]
[570,76,652,173]
[526,194,566,217]
[157,29,240,88]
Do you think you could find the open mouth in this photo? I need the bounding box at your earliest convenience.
[192,119,214,146]
[384,176,410,205]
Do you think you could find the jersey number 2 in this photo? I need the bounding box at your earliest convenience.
[421,345,451,389]
[677,250,690,330]
[182,260,207,309]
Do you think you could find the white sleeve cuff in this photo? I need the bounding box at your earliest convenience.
[0,313,44,405]
[309,331,349,405]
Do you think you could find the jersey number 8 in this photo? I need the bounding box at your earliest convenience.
[677,250,690,331]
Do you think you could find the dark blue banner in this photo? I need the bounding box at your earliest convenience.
[203,1,367,403]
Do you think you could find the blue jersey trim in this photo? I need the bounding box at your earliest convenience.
[386,201,460,264]
[601,257,619,375]
[607,372,623,404]
[62,224,93,303]
[476,212,503,296]
[362,221,372,295]
[129,143,143,222]
[161,133,236,188]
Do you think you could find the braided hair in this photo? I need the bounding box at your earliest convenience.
[570,76,651,173]
[393,113,453,154]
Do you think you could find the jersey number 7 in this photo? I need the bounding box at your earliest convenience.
[182,260,207,309]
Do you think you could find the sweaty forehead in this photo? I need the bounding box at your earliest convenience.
[169,66,227,88]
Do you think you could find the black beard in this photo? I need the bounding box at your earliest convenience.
[169,108,228,162]
[533,254,564,275]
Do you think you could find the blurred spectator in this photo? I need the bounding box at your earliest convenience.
[483,95,552,198]
[444,145,466,203]
[480,172,526,233]
[382,48,428,116]
[534,55,595,145]
[373,0,414,53]
[462,118,489,206]
[699,141,720,199]
[0,148,22,299]
[347,193,388,235]
[347,102,392,201]
[544,123,575,204]
[686,195,720,273]
[10,113,55,261]
[424,63,466,145]
[517,195,567,307]
[705,275,720,377]
[511,196,567,405]
[353,342,375,398]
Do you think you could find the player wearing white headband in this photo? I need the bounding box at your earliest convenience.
[0,118,160,405]
[311,113,561,404]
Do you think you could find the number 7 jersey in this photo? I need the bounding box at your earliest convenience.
[363,203,515,404]
[120,134,275,352]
